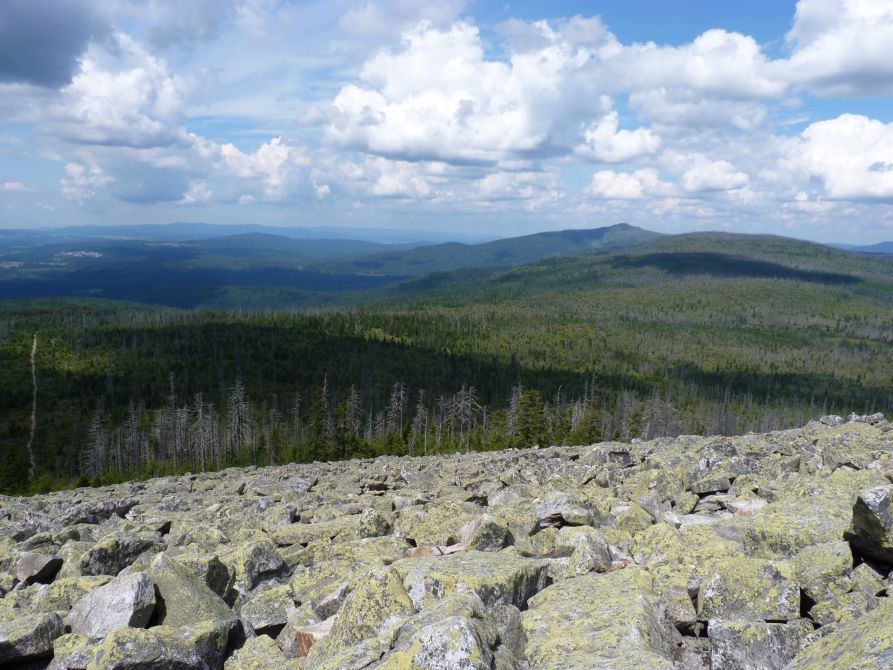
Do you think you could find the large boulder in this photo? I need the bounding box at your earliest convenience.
[708,620,811,670]
[788,598,893,669]
[697,557,799,621]
[15,551,63,585]
[147,553,235,628]
[394,551,548,610]
[78,533,164,576]
[67,571,156,640]
[0,612,64,664]
[847,485,893,564]
[522,568,674,670]
[86,618,239,670]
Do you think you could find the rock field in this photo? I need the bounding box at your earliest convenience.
[2,414,893,669]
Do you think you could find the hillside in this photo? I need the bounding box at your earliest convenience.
[3,230,893,495]
[1,417,892,669]
[0,224,659,308]
[317,223,663,276]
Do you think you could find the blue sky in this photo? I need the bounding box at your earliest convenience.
[1,0,893,243]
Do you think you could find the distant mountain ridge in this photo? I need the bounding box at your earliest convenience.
[318,223,663,276]
[836,241,893,254]
[28,222,495,245]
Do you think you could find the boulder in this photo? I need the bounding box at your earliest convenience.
[697,557,799,621]
[847,485,893,564]
[0,612,64,664]
[522,568,674,670]
[394,551,549,610]
[147,553,235,628]
[78,533,164,576]
[304,566,414,663]
[86,617,239,669]
[238,584,296,634]
[708,620,811,670]
[788,598,893,669]
[67,571,156,639]
[15,551,63,585]
[224,634,290,669]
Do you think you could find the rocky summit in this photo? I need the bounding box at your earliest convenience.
[2,416,893,670]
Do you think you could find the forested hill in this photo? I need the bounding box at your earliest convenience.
[2,229,893,494]
[0,224,658,309]
[316,223,662,276]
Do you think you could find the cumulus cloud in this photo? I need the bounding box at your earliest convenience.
[0,0,109,87]
[366,158,434,198]
[61,162,113,201]
[618,29,785,100]
[588,169,673,200]
[219,137,309,200]
[51,33,188,148]
[800,114,893,199]
[786,0,893,96]
[576,111,661,163]
[679,157,749,192]
[324,20,612,163]
[181,180,212,204]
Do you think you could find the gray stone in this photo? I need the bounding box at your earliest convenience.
[708,620,811,670]
[847,485,893,563]
[15,551,63,585]
[148,552,235,628]
[0,612,64,663]
[67,571,156,639]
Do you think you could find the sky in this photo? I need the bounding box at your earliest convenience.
[1,0,893,243]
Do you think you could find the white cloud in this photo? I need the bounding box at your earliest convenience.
[324,20,611,163]
[51,33,188,148]
[679,157,749,192]
[800,114,893,199]
[619,29,785,100]
[576,111,660,163]
[61,162,113,201]
[786,0,893,96]
[339,0,467,44]
[588,168,673,200]
[2,181,33,192]
[180,180,212,204]
[219,137,309,199]
[366,157,433,198]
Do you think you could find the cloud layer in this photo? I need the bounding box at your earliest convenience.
[1,0,892,240]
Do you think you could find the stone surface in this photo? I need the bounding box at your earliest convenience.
[0,612,64,663]
[708,620,811,670]
[2,417,893,668]
[67,571,156,639]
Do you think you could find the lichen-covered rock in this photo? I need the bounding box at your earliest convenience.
[356,509,391,539]
[697,557,799,621]
[708,619,811,670]
[522,568,674,670]
[238,584,296,634]
[0,612,64,664]
[87,617,239,669]
[78,533,164,576]
[4,418,893,668]
[15,551,63,585]
[847,484,893,563]
[224,634,291,669]
[147,552,235,628]
[787,598,893,669]
[67,571,156,639]
[790,541,852,603]
[304,566,413,665]
[394,551,548,610]
[224,540,287,596]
